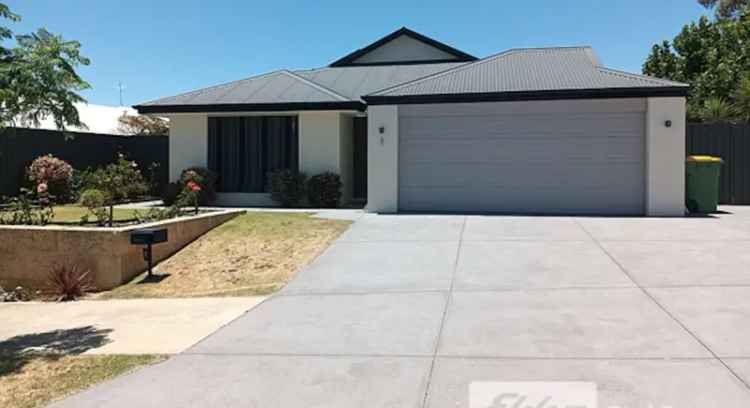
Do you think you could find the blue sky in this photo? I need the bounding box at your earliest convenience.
[5,0,708,106]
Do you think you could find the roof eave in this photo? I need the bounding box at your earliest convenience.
[134,101,367,114]
[363,86,690,105]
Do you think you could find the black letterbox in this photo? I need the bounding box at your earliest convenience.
[130,228,168,245]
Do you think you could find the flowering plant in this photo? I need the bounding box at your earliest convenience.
[186,180,201,192]
[180,182,201,214]
[177,167,216,205]
[26,155,73,202]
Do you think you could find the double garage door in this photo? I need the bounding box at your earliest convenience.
[398,99,646,215]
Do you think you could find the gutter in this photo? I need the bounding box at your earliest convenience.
[135,101,367,115]
[363,86,690,105]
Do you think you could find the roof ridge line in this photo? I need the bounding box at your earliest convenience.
[328,27,477,67]
[504,45,593,52]
[136,70,282,106]
[367,49,522,97]
[280,70,351,101]
[367,46,686,98]
[596,66,688,87]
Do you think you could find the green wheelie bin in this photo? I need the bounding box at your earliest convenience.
[685,155,724,214]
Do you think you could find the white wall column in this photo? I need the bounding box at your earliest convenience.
[646,97,686,216]
[366,105,399,213]
[299,111,341,175]
[167,115,207,181]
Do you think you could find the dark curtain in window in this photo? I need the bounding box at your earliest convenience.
[208,116,298,193]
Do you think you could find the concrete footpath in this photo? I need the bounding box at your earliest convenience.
[0,297,265,355]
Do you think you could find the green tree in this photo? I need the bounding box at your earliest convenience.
[0,3,19,56]
[643,8,750,120]
[699,0,750,19]
[0,3,90,130]
[734,75,750,120]
[697,97,738,122]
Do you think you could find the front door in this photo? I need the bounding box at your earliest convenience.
[352,117,368,201]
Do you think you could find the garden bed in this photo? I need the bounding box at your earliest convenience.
[50,205,139,224]
[0,209,243,291]
[46,205,212,227]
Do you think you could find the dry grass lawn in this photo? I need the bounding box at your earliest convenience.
[99,212,351,299]
[0,354,164,408]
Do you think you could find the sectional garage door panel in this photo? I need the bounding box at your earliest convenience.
[398,100,646,214]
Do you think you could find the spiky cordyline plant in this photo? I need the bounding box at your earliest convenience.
[46,264,94,301]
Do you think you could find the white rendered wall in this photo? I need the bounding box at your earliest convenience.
[167,115,207,181]
[299,111,356,205]
[646,97,687,216]
[299,111,341,176]
[365,105,399,213]
[168,111,354,206]
[366,99,687,216]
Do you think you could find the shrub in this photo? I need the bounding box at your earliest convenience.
[183,180,202,214]
[145,162,162,196]
[83,154,149,202]
[138,182,198,222]
[70,168,93,202]
[179,167,217,205]
[134,206,173,223]
[267,169,307,207]
[79,188,111,225]
[161,182,182,206]
[307,172,343,208]
[0,188,54,225]
[46,264,94,301]
[26,154,74,202]
[79,188,111,209]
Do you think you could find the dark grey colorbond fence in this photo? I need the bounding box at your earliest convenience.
[0,127,168,197]
[686,122,750,205]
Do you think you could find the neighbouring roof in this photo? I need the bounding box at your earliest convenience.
[364,47,689,104]
[20,103,137,135]
[135,31,688,114]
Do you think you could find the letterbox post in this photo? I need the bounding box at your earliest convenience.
[143,243,154,277]
[130,228,168,278]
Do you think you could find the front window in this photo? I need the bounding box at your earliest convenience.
[207,116,298,193]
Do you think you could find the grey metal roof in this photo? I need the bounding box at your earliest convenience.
[136,63,465,112]
[135,46,688,113]
[293,62,464,101]
[138,70,350,107]
[367,47,688,98]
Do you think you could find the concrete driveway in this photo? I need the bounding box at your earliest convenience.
[52,207,750,407]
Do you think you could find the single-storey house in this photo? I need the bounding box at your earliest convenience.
[135,27,688,216]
